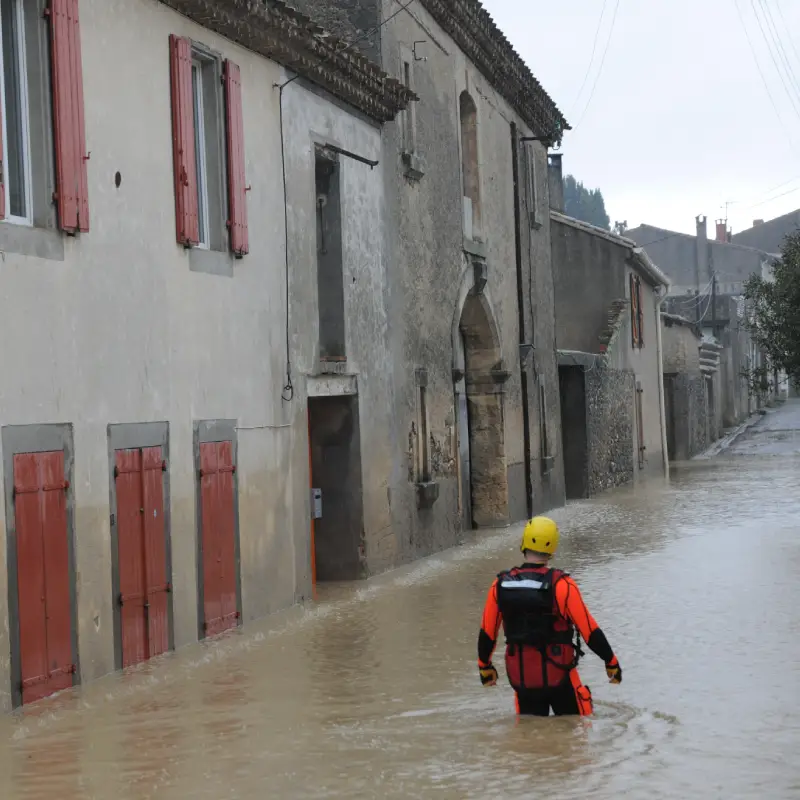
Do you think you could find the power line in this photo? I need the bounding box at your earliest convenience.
[734,0,799,153]
[571,0,621,132]
[745,184,800,208]
[568,0,609,116]
[749,0,800,120]
[774,0,800,70]
[757,0,800,102]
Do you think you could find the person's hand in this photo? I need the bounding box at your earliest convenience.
[479,664,498,686]
[605,659,622,684]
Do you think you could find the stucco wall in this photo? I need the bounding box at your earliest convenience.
[0,0,385,710]
[662,320,702,375]
[282,79,395,582]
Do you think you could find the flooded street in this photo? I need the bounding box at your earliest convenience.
[2,404,799,800]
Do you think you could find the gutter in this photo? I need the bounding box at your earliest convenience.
[655,287,670,479]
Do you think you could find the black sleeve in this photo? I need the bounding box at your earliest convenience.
[478,629,496,665]
[586,628,615,664]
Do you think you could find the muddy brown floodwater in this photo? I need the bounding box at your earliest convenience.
[1,416,800,799]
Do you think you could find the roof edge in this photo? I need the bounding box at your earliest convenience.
[417,0,569,142]
[551,211,671,287]
[159,0,415,123]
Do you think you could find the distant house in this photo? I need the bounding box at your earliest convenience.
[731,209,800,253]
[627,216,777,298]
[549,177,670,498]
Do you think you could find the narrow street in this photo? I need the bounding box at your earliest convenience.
[1,402,799,800]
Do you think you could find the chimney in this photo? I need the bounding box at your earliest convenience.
[715,219,727,242]
[696,215,709,296]
[753,219,764,227]
[548,153,564,212]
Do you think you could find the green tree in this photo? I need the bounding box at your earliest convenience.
[563,174,610,230]
[743,231,800,387]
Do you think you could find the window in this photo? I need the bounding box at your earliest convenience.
[0,0,32,223]
[0,0,88,240]
[459,91,481,240]
[170,36,249,258]
[630,273,644,348]
[191,59,210,248]
[524,140,539,228]
[315,145,345,360]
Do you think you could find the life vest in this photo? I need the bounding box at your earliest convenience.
[496,566,581,690]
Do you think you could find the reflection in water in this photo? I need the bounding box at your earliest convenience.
[1,454,799,799]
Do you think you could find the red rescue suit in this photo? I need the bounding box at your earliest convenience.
[495,566,579,690]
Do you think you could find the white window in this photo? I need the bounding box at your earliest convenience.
[192,59,210,249]
[0,0,32,225]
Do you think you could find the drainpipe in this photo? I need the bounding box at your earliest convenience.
[655,287,670,479]
[510,121,534,517]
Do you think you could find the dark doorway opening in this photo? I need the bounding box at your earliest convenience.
[308,396,365,581]
[558,365,588,499]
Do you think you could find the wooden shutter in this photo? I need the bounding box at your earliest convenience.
[224,60,249,257]
[169,35,199,247]
[636,276,644,348]
[49,0,90,233]
[630,273,639,347]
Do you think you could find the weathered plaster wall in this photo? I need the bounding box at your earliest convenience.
[282,78,396,581]
[0,0,388,710]
[662,319,702,375]
[369,0,564,565]
[585,366,636,496]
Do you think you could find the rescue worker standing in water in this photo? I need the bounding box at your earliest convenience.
[477,516,622,716]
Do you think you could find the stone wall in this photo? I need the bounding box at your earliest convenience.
[585,365,636,495]
[666,373,709,460]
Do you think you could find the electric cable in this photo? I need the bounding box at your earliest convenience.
[571,0,621,132]
[568,0,609,117]
[734,0,800,153]
[749,0,800,120]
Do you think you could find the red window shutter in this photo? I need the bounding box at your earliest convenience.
[169,35,199,247]
[636,277,644,348]
[49,0,89,233]
[224,60,249,257]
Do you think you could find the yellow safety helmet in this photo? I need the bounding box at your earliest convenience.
[520,516,560,556]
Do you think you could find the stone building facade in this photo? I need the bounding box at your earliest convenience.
[290,0,570,566]
[0,0,411,710]
[551,208,670,499]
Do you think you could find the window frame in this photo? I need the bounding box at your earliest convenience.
[188,44,228,255]
[0,0,35,226]
[191,57,210,250]
[524,140,539,229]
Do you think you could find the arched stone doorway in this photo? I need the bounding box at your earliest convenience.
[452,266,510,529]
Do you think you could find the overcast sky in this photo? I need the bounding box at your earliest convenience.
[480,0,800,236]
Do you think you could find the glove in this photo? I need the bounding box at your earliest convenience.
[606,659,622,684]
[479,664,498,686]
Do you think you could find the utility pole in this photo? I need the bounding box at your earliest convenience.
[711,272,717,336]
